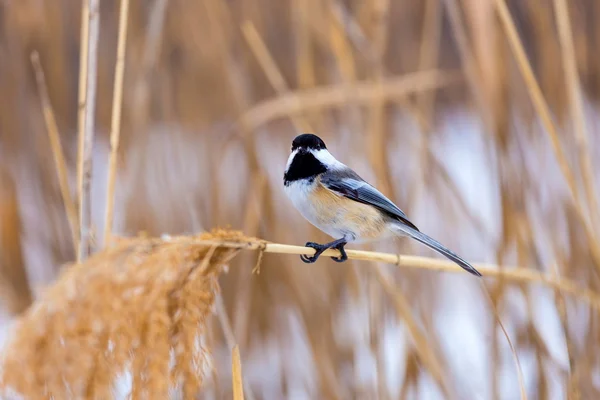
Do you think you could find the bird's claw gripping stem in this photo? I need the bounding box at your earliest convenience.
[300,239,348,263]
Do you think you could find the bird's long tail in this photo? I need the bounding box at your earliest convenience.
[392,223,482,277]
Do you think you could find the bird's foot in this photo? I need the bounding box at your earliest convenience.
[300,242,327,263]
[300,239,348,263]
[330,242,347,263]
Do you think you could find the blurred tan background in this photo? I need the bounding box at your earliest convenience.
[1,0,600,398]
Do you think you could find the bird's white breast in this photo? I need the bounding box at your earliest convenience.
[284,179,323,228]
[284,178,346,239]
[284,178,391,242]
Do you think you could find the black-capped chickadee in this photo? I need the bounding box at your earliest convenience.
[283,133,482,277]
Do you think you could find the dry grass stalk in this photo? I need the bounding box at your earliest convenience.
[417,0,442,115]
[76,0,90,259]
[30,51,79,254]
[442,0,493,126]
[131,0,169,130]
[493,0,600,274]
[293,0,321,125]
[327,2,358,86]
[481,287,528,400]
[151,235,600,312]
[78,0,101,261]
[374,267,452,397]
[0,170,32,314]
[240,69,462,129]
[104,0,131,248]
[0,230,247,398]
[553,0,600,229]
[367,0,393,196]
[231,346,245,400]
[216,289,256,400]
[242,21,312,133]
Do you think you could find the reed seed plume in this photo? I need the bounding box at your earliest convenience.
[0,229,249,399]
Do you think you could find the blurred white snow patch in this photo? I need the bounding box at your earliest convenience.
[530,285,570,369]
[435,275,490,398]
[116,124,215,235]
[416,372,446,400]
[382,320,407,398]
[0,314,20,400]
[432,109,501,260]
[438,110,499,231]
[0,313,15,355]
[280,308,318,400]
[111,368,132,400]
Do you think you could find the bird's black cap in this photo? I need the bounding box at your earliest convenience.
[291,134,327,151]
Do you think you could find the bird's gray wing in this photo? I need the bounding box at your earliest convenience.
[320,169,419,231]
[321,169,482,277]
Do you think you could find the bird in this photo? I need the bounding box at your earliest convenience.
[283,133,482,277]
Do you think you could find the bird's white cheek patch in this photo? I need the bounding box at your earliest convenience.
[285,149,299,171]
[313,149,345,170]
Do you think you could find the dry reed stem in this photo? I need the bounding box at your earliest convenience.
[216,293,256,400]
[293,0,319,128]
[104,0,131,248]
[493,0,600,274]
[327,2,358,85]
[131,0,169,130]
[374,267,452,397]
[482,287,528,400]
[0,171,32,314]
[367,0,393,196]
[328,1,376,69]
[146,235,600,312]
[30,51,79,254]
[493,0,573,190]
[240,69,463,129]
[76,0,90,260]
[417,0,442,115]
[442,0,493,126]
[241,22,289,95]
[0,230,247,398]
[550,258,578,389]
[232,345,245,400]
[78,0,101,261]
[241,21,312,133]
[553,0,600,230]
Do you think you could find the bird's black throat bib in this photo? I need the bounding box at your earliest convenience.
[284,151,327,186]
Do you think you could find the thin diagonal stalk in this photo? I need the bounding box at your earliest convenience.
[78,0,101,261]
[104,0,131,248]
[553,0,600,230]
[30,52,79,253]
[76,0,90,261]
[493,0,600,274]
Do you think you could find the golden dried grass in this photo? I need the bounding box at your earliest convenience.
[5,225,598,398]
[232,345,245,400]
[2,0,600,397]
[0,229,247,399]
